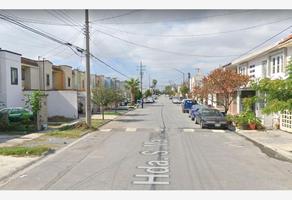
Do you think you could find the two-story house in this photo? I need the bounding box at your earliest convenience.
[223,34,292,131]
[0,49,23,108]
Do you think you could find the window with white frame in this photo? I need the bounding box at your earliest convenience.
[239,66,246,75]
[271,54,283,75]
[248,64,255,79]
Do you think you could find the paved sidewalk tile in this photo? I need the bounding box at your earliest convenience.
[236,129,292,162]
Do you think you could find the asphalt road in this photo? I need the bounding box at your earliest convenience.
[2,96,292,190]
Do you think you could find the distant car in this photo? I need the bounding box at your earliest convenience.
[169,96,173,100]
[0,107,34,122]
[181,99,197,113]
[172,97,180,104]
[189,104,207,120]
[145,97,155,103]
[178,97,184,104]
[195,108,228,129]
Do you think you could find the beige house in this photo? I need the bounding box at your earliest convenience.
[52,65,73,90]
[21,57,40,90]
[72,69,85,91]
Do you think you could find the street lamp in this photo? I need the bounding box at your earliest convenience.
[173,68,185,85]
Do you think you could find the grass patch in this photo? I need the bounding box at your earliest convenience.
[46,119,107,138]
[47,128,86,138]
[92,119,107,129]
[103,111,122,115]
[0,146,50,156]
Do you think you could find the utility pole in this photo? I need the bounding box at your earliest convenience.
[85,9,91,128]
[148,74,151,89]
[139,61,145,108]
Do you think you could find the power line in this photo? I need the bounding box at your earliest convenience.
[231,25,292,62]
[90,53,130,79]
[0,12,130,79]
[94,16,292,38]
[91,29,239,58]
[91,10,142,22]
[93,10,252,25]
[46,10,83,33]
[40,31,84,58]
[0,10,83,26]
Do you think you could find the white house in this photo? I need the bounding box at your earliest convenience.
[0,49,23,108]
[224,34,292,131]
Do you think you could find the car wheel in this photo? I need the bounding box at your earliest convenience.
[200,121,205,129]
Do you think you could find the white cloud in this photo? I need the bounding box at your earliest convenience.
[0,10,292,87]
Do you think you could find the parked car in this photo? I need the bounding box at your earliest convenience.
[178,97,184,104]
[145,97,155,103]
[189,104,207,119]
[194,108,228,129]
[0,107,34,122]
[181,99,197,113]
[172,97,180,104]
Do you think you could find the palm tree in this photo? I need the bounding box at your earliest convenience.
[125,78,140,105]
[152,79,157,88]
[152,79,158,94]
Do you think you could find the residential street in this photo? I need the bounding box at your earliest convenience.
[1,96,292,190]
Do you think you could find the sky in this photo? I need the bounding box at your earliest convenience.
[0,10,292,90]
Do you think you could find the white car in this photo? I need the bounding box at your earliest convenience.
[172,97,180,104]
[145,97,155,103]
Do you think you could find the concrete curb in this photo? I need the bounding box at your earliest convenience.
[0,111,130,186]
[235,130,292,163]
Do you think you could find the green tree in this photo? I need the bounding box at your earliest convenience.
[252,61,292,114]
[25,91,46,130]
[144,89,152,98]
[111,88,124,112]
[180,85,189,98]
[92,85,114,120]
[125,78,140,105]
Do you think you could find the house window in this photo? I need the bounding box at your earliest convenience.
[46,74,50,86]
[272,58,276,74]
[11,67,18,85]
[271,55,283,74]
[239,66,246,75]
[277,56,280,73]
[68,77,71,87]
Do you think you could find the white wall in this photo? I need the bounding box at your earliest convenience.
[47,90,78,119]
[0,51,23,108]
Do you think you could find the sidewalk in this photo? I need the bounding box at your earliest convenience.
[0,113,124,182]
[236,129,292,162]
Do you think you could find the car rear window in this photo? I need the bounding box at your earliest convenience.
[201,109,222,116]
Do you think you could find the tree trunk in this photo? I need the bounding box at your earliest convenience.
[101,106,104,120]
[131,93,135,105]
